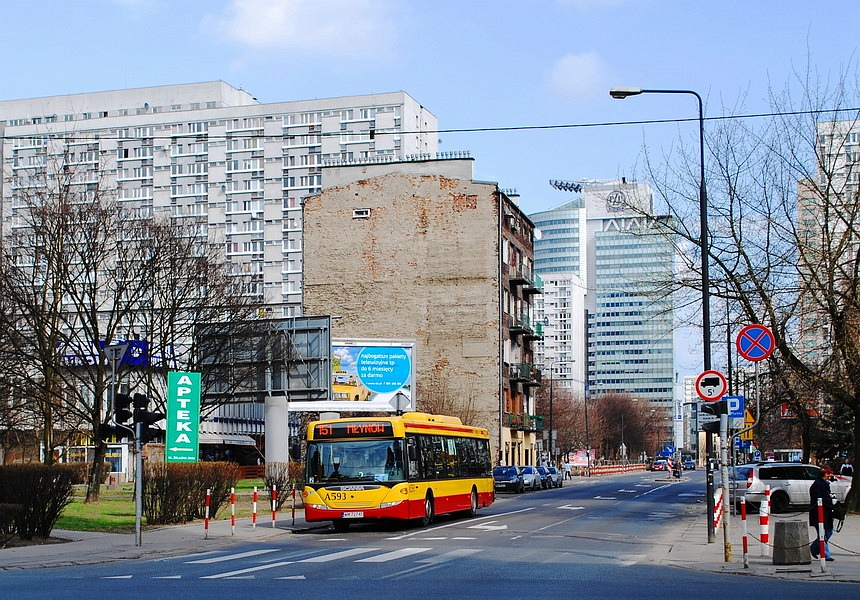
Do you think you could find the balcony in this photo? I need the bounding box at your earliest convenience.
[524,322,544,341]
[507,264,534,287]
[504,412,543,433]
[523,273,543,295]
[508,313,535,336]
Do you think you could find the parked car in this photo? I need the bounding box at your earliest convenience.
[682,455,696,470]
[493,465,525,493]
[546,466,564,488]
[519,466,542,490]
[730,462,852,513]
[535,465,551,489]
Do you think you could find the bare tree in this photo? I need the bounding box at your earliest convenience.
[638,62,860,510]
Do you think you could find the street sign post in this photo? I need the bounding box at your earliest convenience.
[166,372,201,463]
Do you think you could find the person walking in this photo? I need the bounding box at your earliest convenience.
[840,458,854,477]
[563,460,572,480]
[809,465,836,561]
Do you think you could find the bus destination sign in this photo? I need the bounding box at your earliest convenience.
[315,421,394,439]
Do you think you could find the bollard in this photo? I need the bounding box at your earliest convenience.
[291,485,296,526]
[272,484,277,528]
[252,486,258,530]
[816,498,827,573]
[741,498,749,569]
[230,487,236,536]
[204,488,211,539]
[759,485,770,557]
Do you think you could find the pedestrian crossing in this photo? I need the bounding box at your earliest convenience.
[101,543,645,581]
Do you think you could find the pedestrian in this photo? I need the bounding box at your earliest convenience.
[809,465,836,561]
[840,458,854,477]
[563,460,572,480]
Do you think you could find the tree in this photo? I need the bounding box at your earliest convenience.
[638,63,860,510]
[0,145,260,502]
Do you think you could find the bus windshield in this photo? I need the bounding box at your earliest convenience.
[306,439,405,484]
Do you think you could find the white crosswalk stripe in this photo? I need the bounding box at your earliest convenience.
[355,548,431,562]
[187,549,280,564]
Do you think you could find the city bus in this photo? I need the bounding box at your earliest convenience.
[303,412,494,532]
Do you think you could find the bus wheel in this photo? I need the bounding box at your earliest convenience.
[421,494,434,527]
[467,488,478,517]
[333,520,349,533]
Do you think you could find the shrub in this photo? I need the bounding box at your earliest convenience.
[142,462,240,525]
[264,461,304,510]
[0,464,74,540]
[0,503,21,548]
[57,462,112,485]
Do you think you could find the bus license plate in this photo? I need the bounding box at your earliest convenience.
[342,511,364,518]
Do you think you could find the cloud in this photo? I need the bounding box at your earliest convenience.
[206,0,397,59]
[546,51,609,102]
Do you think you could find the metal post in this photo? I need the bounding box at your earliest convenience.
[134,421,143,546]
[720,412,731,561]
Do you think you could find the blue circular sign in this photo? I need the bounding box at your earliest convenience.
[356,347,411,393]
[736,324,775,362]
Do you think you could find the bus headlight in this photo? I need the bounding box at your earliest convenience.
[306,503,329,510]
[379,500,404,509]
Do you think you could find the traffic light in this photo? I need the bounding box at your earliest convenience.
[700,400,727,434]
[132,393,165,443]
[114,393,133,425]
[96,423,126,441]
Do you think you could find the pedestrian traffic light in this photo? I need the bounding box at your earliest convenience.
[132,393,165,443]
[114,393,133,425]
[96,423,126,441]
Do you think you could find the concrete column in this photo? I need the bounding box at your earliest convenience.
[264,396,289,463]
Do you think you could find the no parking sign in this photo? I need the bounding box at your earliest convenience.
[736,324,775,362]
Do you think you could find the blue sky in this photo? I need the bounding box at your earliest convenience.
[3,0,857,381]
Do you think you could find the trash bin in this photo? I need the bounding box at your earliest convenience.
[772,520,811,565]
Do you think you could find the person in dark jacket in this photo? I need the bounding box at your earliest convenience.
[809,465,835,561]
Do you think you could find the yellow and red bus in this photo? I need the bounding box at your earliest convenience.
[303,412,494,532]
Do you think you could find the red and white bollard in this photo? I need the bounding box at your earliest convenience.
[230,487,236,536]
[816,498,827,572]
[204,488,211,539]
[252,486,258,530]
[759,485,770,557]
[740,497,749,569]
[713,489,723,534]
[272,484,278,528]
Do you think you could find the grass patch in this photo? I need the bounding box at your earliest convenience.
[54,480,301,532]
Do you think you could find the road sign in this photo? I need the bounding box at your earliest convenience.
[736,324,775,362]
[725,395,745,418]
[166,371,201,463]
[695,370,727,401]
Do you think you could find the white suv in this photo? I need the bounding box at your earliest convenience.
[730,462,851,513]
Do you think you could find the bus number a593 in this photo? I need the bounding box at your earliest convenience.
[326,491,348,501]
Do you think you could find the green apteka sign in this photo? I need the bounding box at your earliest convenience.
[166,372,201,462]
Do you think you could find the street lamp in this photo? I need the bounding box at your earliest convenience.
[610,86,715,542]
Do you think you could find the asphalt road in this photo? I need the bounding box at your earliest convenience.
[3,471,858,599]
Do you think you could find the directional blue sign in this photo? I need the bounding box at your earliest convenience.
[725,395,745,419]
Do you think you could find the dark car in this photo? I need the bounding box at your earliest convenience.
[536,466,551,489]
[546,466,564,488]
[682,455,696,470]
[493,465,525,493]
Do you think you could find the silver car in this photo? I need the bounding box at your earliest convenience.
[519,465,542,490]
[730,462,851,513]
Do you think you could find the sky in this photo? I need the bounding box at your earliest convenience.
[2,0,858,385]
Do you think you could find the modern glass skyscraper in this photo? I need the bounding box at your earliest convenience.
[531,180,675,408]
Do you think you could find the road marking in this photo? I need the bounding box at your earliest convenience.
[153,575,182,579]
[300,548,380,562]
[387,507,534,540]
[594,496,617,500]
[187,549,280,564]
[202,560,296,579]
[276,575,306,580]
[468,521,507,531]
[355,548,431,562]
[102,575,133,579]
[558,505,585,510]
[618,489,637,493]
[635,483,671,498]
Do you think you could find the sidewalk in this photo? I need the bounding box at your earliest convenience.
[649,505,860,582]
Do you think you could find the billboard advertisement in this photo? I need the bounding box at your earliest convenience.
[330,339,415,412]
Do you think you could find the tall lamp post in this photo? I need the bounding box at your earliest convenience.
[609,87,714,542]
